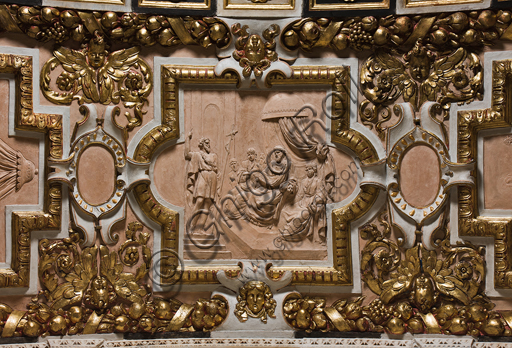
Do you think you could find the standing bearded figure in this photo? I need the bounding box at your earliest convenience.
[185,130,219,233]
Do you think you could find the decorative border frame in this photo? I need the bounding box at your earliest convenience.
[402,0,483,8]
[137,0,211,10]
[223,0,294,11]
[456,58,512,289]
[0,53,62,288]
[307,0,390,11]
[51,0,125,6]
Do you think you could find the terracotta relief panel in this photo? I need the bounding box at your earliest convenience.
[0,4,512,347]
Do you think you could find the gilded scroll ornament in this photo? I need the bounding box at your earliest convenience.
[360,217,485,311]
[41,35,152,131]
[283,219,512,336]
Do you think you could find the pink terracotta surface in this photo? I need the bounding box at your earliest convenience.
[77,145,116,206]
[483,134,512,210]
[399,145,440,208]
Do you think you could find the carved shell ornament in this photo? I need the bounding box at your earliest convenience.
[0,138,37,200]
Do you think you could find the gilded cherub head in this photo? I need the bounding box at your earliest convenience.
[235,281,276,323]
[245,35,265,63]
[87,35,107,69]
[84,276,116,309]
[403,41,436,82]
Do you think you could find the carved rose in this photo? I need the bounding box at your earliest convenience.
[452,70,469,89]
[374,249,392,273]
[56,254,73,273]
[125,72,143,91]
[375,70,394,93]
[124,246,139,266]
[360,224,379,240]
[455,261,473,280]
[56,72,74,91]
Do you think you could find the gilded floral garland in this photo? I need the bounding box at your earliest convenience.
[284,216,512,337]
[0,224,228,338]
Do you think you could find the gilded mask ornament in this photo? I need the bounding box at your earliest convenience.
[232,23,280,78]
[41,34,153,131]
[85,276,116,310]
[235,281,277,323]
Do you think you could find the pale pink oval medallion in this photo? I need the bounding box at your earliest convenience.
[399,145,440,208]
[77,145,115,206]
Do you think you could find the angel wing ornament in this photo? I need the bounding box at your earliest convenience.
[41,36,153,130]
[359,50,417,136]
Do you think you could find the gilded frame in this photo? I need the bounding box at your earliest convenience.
[138,0,211,10]
[223,0,294,11]
[457,59,512,289]
[403,0,483,8]
[131,64,380,286]
[308,0,390,11]
[0,53,62,288]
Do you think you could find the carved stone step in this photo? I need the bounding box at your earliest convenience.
[183,249,233,259]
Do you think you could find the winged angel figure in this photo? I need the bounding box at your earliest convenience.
[360,42,482,137]
[360,216,486,313]
[41,36,152,130]
[38,224,150,312]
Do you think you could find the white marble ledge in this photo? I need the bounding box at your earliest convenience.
[3,335,512,348]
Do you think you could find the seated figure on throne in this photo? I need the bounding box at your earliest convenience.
[280,172,334,245]
[223,146,296,227]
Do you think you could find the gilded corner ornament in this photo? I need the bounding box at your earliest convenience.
[455,58,512,290]
[0,52,63,289]
[360,44,482,137]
